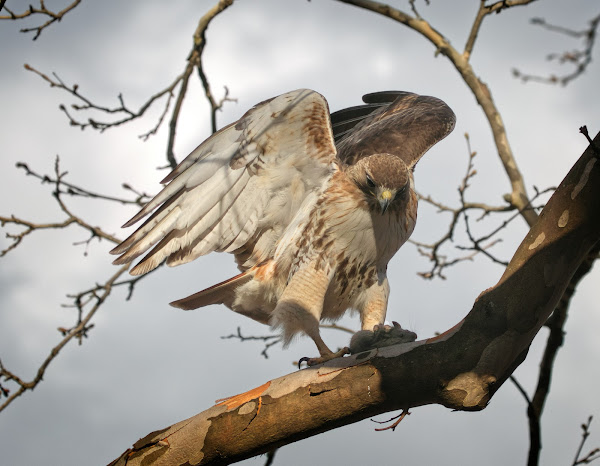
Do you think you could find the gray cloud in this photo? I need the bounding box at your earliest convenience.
[0,0,598,465]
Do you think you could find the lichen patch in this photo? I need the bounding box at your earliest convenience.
[572,158,596,200]
[558,210,569,228]
[528,232,546,250]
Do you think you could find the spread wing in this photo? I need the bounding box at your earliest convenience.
[110,89,336,275]
[331,91,456,168]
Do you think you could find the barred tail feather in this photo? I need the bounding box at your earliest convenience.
[170,271,253,310]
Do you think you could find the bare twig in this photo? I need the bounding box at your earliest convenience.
[192,0,237,134]
[509,375,532,405]
[320,323,356,335]
[412,134,512,278]
[371,408,410,432]
[21,1,236,170]
[580,126,600,156]
[412,130,554,280]
[464,0,539,60]
[163,0,237,168]
[264,448,278,466]
[1,156,123,256]
[0,0,82,40]
[333,0,537,229]
[221,322,356,360]
[0,265,129,412]
[408,0,428,20]
[512,14,600,86]
[573,416,600,465]
[221,327,282,359]
[15,161,150,206]
[24,64,183,141]
[157,0,237,167]
[0,154,160,410]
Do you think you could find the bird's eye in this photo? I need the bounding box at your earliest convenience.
[394,186,407,200]
[366,174,376,188]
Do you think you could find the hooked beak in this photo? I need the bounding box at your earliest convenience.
[378,189,393,213]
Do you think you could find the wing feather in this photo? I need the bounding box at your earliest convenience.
[111,89,336,275]
[130,169,251,273]
[335,91,456,168]
[330,91,414,144]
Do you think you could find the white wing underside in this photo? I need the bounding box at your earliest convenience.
[111,89,337,276]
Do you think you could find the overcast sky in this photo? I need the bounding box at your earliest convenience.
[1,0,599,465]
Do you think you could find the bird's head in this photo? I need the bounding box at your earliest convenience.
[350,154,411,214]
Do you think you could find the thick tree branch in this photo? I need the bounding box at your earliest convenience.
[110,132,600,465]
[524,239,600,466]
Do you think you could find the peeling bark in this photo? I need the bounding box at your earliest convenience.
[110,133,600,466]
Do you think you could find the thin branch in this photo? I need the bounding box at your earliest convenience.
[320,323,356,334]
[580,125,600,156]
[24,64,183,139]
[464,0,539,60]
[412,133,516,279]
[372,409,410,432]
[165,0,236,167]
[333,0,538,227]
[414,131,554,279]
[1,156,134,259]
[263,448,278,466]
[222,322,356,360]
[461,213,509,267]
[0,0,81,40]
[0,265,129,412]
[221,327,282,359]
[0,154,159,410]
[512,14,600,86]
[509,375,532,404]
[21,1,236,170]
[192,0,236,134]
[408,0,428,20]
[573,416,600,465]
[15,161,150,206]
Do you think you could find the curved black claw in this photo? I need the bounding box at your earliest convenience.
[298,357,311,369]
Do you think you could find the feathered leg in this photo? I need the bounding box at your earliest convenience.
[271,264,349,366]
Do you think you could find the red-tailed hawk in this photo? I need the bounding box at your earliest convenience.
[111,89,455,365]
